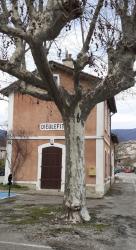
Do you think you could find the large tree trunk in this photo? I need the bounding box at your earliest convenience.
[63,106,90,223]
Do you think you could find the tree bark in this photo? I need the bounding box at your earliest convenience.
[63,105,90,223]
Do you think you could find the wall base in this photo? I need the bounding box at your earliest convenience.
[13,178,115,198]
[87,177,115,198]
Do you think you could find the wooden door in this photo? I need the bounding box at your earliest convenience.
[41,147,62,189]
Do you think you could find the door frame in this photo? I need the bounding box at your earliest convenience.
[36,143,65,191]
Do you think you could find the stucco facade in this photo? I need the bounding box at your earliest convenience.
[1,61,116,197]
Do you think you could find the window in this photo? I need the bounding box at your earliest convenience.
[53,74,60,86]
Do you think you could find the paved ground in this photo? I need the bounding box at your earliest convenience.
[0,173,136,250]
[0,241,52,250]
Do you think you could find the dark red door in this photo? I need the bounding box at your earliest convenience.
[41,147,62,189]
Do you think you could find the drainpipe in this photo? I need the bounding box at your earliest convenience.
[110,113,114,187]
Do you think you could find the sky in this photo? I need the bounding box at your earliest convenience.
[0,100,8,129]
[112,98,136,129]
[0,72,15,129]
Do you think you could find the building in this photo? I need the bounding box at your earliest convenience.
[0,59,117,197]
[115,140,136,169]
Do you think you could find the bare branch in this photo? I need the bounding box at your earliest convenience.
[11,0,23,27]
[9,1,27,68]
[113,0,129,17]
[0,59,47,90]
[123,0,129,15]
[30,41,70,112]
[1,0,9,18]
[132,1,136,17]
[73,0,104,93]
[39,0,43,12]
[10,39,25,66]
[82,0,104,54]
[0,25,29,42]
[27,0,82,42]
[18,82,52,101]
[0,0,10,27]
[80,43,136,120]
[25,0,36,19]
[10,131,32,180]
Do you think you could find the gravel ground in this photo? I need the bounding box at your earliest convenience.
[0,173,136,250]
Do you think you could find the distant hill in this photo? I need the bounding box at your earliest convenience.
[0,130,7,147]
[112,128,136,142]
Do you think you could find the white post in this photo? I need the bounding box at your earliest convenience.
[96,102,105,196]
[3,93,14,184]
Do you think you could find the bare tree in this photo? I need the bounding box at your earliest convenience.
[0,0,136,222]
[6,130,31,182]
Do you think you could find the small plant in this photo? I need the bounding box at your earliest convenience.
[0,183,29,190]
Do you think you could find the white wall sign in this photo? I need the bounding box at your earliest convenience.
[40,123,64,131]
